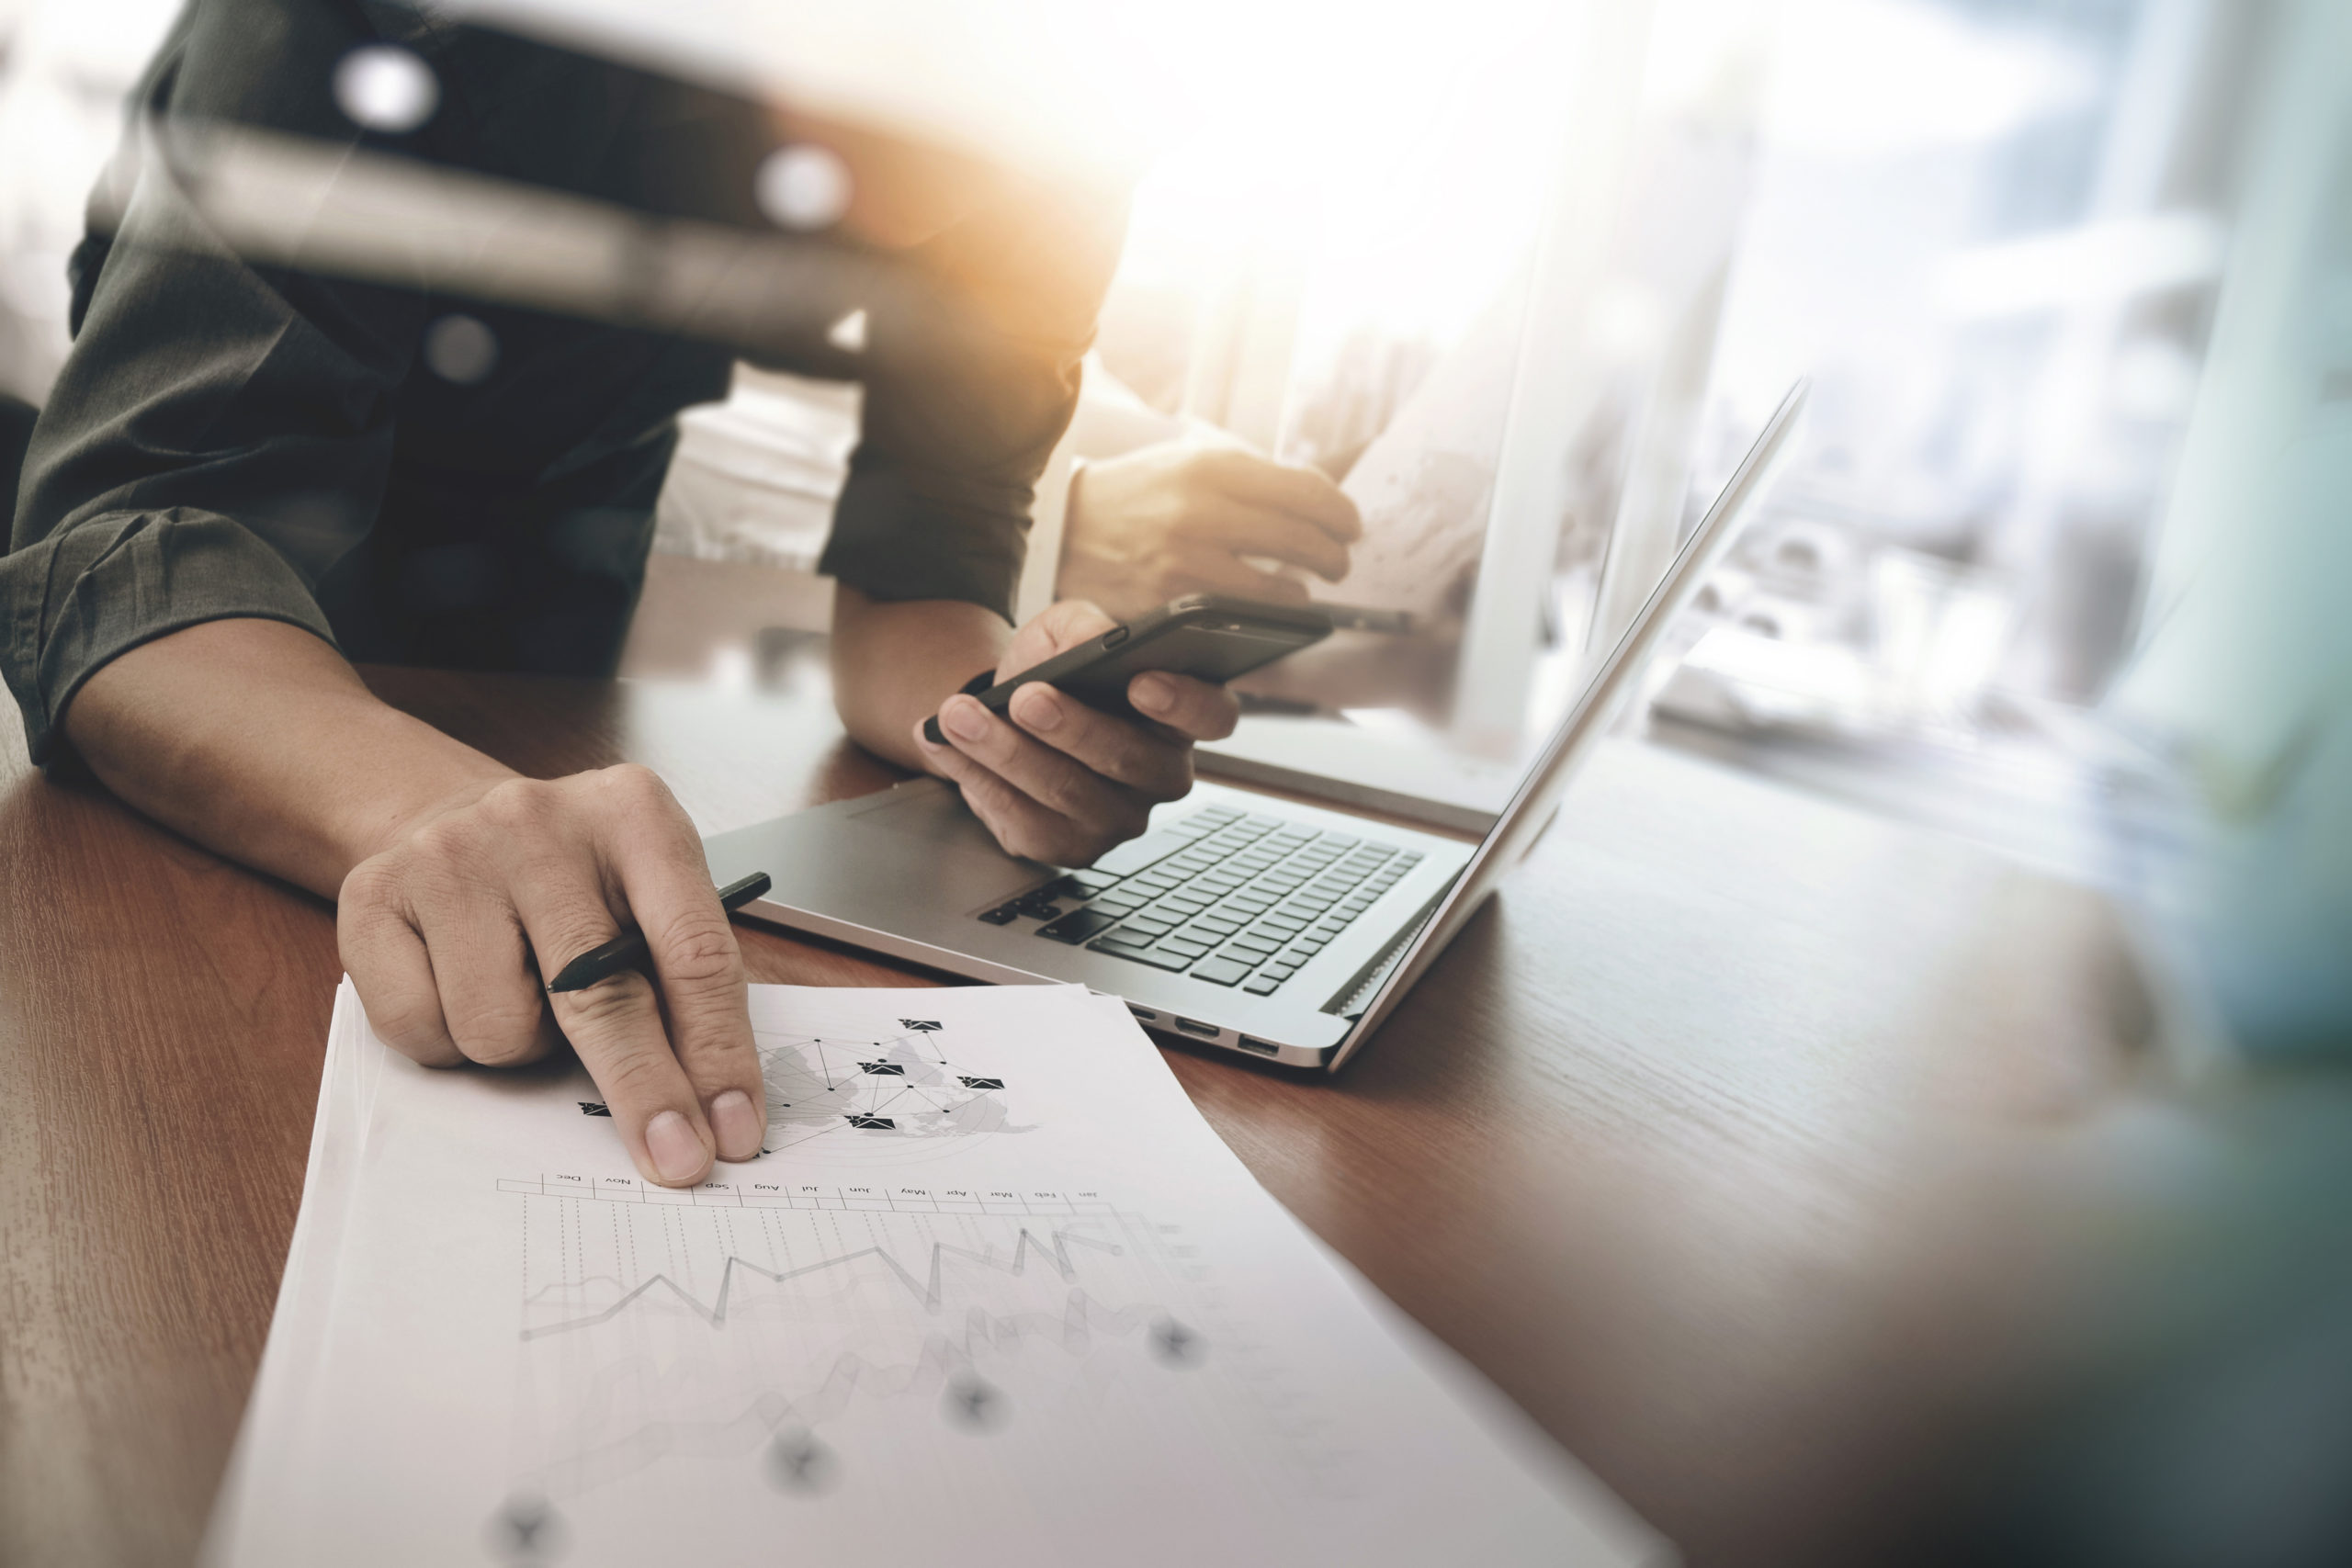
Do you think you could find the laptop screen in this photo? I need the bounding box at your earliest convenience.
[1333,382,1808,1064]
[1165,13,1775,829]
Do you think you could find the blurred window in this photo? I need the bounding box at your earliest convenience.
[0,0,2280,863]
[1094,0,2267,853]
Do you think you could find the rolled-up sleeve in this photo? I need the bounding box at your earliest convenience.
[817,181,1126,621]
[2,510,336,761]
[0,177,409,760]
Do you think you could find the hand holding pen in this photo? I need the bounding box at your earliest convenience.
[338,765,772,1190]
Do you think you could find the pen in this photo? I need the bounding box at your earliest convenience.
[545,871,773,993]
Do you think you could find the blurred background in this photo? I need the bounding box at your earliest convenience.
[5,0,2349,1559]
[3,0,2317,870]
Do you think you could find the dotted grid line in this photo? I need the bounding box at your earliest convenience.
[497,1177,1114,1216]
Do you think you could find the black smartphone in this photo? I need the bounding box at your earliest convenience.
[1317,603,1415,635]
[922,594,1333,743]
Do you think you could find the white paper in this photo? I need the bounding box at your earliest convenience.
[209,982,1663,1567]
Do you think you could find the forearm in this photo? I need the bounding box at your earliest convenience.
[829,584,1012,771]
[62,619,515,899]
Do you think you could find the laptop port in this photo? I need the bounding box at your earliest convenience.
[1171,1017,1220,1039]
[1126,1005,1159,1021]
[1236,1036,1282,1057]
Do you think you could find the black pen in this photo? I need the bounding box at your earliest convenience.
[546,871,772,993]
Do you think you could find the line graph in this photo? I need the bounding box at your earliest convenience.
[518,1224,1128,1339]
[496,1185,1342,1535]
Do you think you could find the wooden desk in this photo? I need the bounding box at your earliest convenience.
[0,669,2147,1567]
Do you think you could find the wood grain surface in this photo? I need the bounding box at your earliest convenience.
[0,664,2146,1567]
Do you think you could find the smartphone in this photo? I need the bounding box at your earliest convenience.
[922,594,1333,743]
[1316,603,1415,635]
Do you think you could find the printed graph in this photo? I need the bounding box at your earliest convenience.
[495,1176,1114,1215]
[490,1184,1341,1554]
[750,1016,1037,1165]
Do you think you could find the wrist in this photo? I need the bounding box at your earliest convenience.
[341,763,516,874]
[829,585,1014,771]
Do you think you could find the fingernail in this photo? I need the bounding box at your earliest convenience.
[1015,685,1063,732]
[943,697,990,742]
[646,1110,707,1186]
[710,1089,764,1161]
[1132,673,1175,715]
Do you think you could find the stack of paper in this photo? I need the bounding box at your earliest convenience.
[207,980,1662,1566]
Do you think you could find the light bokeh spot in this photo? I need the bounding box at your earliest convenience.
[755,144,854,231]
[334,45,439,135]
[825,309,868,355]
[423,314,498,385]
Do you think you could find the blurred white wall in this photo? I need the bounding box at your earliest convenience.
[0,0,177,403]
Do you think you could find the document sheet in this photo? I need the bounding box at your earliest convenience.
[209,981,1662,1566]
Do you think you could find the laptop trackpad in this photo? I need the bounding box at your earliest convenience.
[848,782,1046,904]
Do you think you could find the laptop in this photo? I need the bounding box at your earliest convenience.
[706,380,1807,1070]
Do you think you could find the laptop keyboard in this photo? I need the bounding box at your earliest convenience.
[975,806,1419,997]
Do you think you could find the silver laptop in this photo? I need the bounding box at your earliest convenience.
[707,381,1806,1070]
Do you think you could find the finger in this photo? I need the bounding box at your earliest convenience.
[935,693,1145,832]
[589,767,765,1162]
[915,720,1102,864]
[509,859,717,1190]
[1007,681,1193,800]
[1035,597,1118,644]
[1128,671,1240,741]
[1000,599,1116,680]
[1204,450,1363,540]
[338,862,462,1068]
[1197,507,1353,581]
[409,865,556,1069]
[548,971,716,1189]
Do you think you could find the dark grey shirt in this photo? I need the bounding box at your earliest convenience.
[2,0,1116,762]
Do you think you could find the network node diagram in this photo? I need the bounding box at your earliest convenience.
[759,1019,1036,1163]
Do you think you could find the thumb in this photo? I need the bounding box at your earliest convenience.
[1000,599,1116,680]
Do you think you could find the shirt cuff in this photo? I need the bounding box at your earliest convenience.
[2,507,338,764]
[817,468,1028,625]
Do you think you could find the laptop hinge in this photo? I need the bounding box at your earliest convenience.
[1324,893,1445,1021]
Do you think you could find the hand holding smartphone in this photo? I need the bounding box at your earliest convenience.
[922,595,1333,744]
